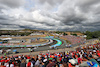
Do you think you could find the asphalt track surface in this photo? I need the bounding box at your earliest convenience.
[0,37,68,55]
[0,37,98,55]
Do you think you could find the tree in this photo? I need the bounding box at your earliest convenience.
[84,31,100,39]
[71,34,77,36]
[63,33,68,36]
[99,37,100,40]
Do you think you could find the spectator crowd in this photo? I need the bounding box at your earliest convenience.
[62,35,85,45]
[0,43,100,67]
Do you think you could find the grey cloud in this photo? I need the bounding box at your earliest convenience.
[0,14,17,25]
[0,0,100,31]
[25,19,55,26]
[0,0,25,8]
[34,0,64,10]
[0,14,10,20]
[61,15,86,25]
[76,0,100,12]
[37,0,64,6]
[0,4,9,10]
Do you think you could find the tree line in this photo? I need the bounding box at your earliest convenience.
[84,31,100,39]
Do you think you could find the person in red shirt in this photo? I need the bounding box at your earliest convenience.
[77,55,82,64]
[59,57,62,62]
[68,62,72,67]
[27,60,31,67]
[27,56,30,59]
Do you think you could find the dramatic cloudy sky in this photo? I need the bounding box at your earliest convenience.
[0,0,100,31]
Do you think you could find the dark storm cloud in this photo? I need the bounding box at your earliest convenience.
[37,22,56,26]
[0,14,17,25]
[61,16,86,25]
[24,17,56,27]
[24,19,54,26]
[0,4,9,10]
[77,0,100,12]
[18,25,32,29]
[0,0,100,31]
[0,0,25,8]
[37,0,64,6]
[0,14,10,20]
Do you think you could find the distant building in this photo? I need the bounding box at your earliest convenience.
[30,33,43,36]
[0,38,12,40]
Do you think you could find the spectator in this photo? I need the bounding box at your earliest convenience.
[0,62,6,67]
[27,60,33,67]
[0,42,100,67]
[46,58,56,67]
[88,54,100,66]
[20,59,26,67]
